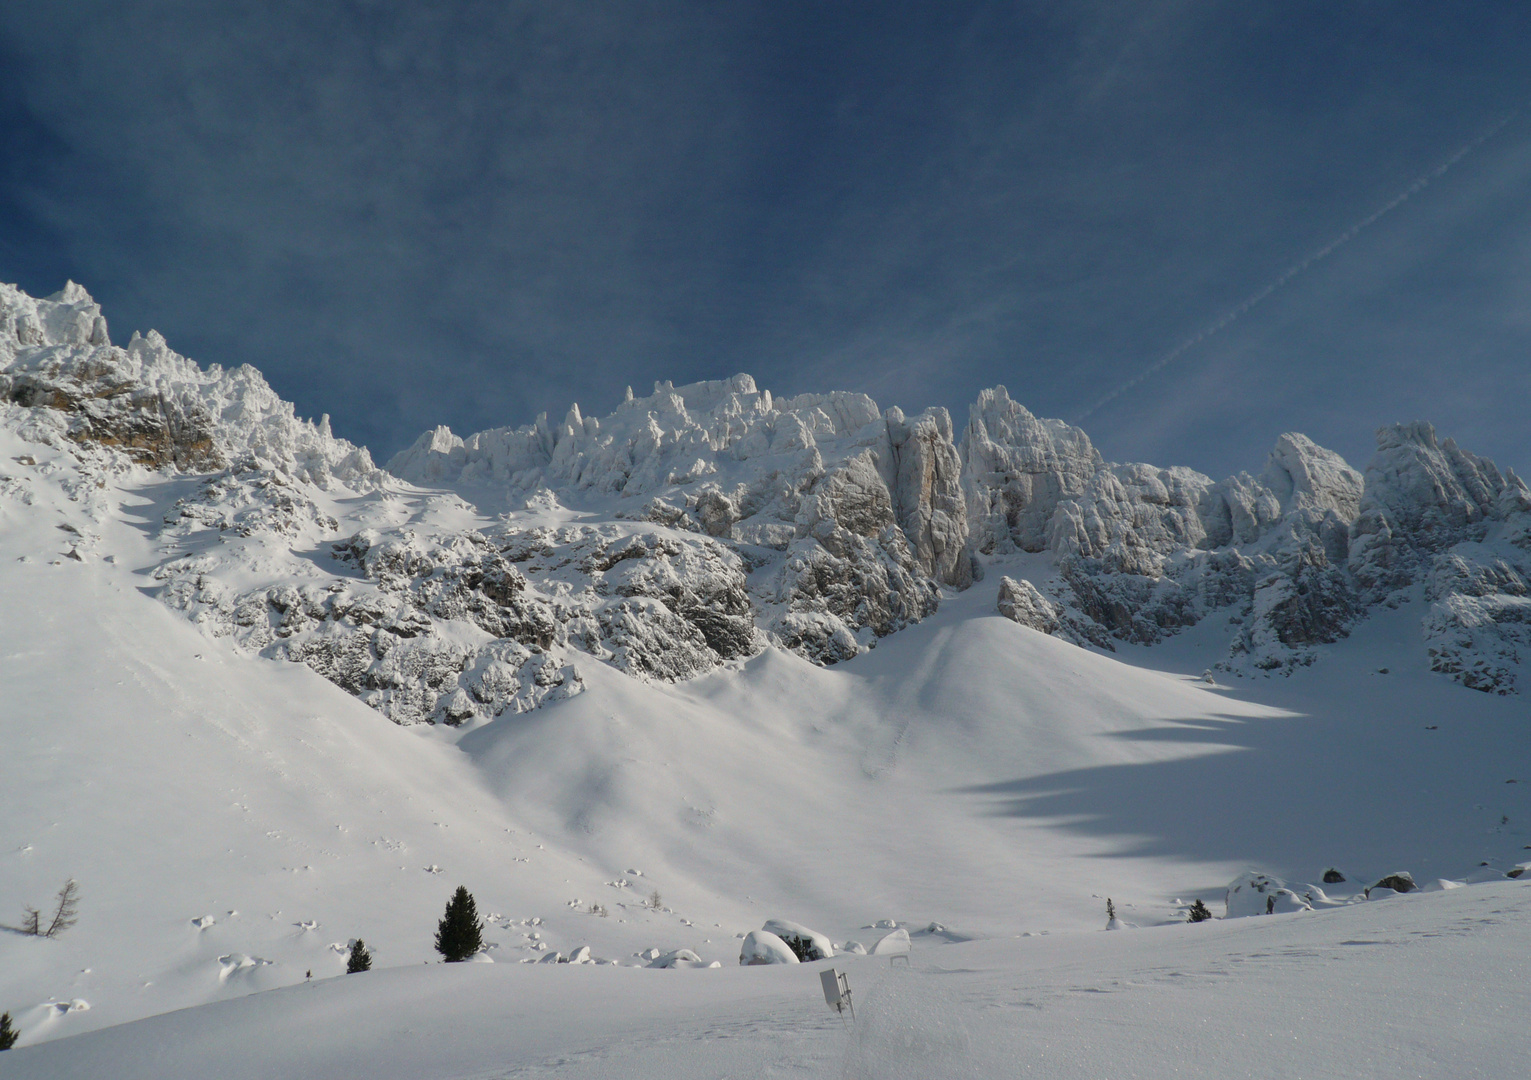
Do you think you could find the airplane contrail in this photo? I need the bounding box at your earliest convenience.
[1074,104,1527,425]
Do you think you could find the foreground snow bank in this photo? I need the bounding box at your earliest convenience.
[6,882,1527,1080]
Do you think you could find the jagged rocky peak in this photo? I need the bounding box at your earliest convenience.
[1355,422,1528,557]
[0,281,379,486]
[380,361,1531,693]
[0,279,111,350]
[1338,421,1531,696]
[389,373,813,493]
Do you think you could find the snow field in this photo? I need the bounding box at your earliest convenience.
[4,880,1526,1079]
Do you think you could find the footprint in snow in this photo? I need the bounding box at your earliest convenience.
[43,999,90,1015]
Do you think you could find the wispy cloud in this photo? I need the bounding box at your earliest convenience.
[1,1,1529,476]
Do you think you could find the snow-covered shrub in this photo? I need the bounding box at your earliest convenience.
[760,919,834,961]
[739,930,799,965]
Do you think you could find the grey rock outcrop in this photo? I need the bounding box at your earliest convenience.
[995,575,1111,649]
[996,576,1059,634]
[1347,423,1531,693]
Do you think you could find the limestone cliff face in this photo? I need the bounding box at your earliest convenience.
[960,386,1101,554]
[887,406,971,589]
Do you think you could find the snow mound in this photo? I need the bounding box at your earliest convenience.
[841,971,973,1080]
[647,948,704,969]
[216,954,273,982]
[869,928,911,956]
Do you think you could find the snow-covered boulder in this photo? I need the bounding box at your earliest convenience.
[739,930,799,966]
[1225,872,1314,918]
[760,919,835,962]
[1419,878,1467,892]
[1365,872,1417,898]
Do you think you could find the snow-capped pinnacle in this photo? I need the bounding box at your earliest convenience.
[1261,432,1364,521]
[1,280,380,487]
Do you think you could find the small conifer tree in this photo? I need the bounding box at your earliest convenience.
[0,1011,17,1051]
[1187,899,1213,923]
[434,886,484,962]
[1105,897,1116,922]
[45,879,80,938]
[347,938,373,973]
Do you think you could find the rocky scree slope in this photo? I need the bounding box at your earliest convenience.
[3,283,1528,731]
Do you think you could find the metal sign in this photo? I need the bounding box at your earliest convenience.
[821,968,854,1022]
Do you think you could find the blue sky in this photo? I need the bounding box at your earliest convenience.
[2,1,1529,477]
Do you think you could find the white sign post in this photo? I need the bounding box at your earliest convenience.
[821,967,855,1023]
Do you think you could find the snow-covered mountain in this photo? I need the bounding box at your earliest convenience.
[4,282,1527,731]
[2,282,1527,1073]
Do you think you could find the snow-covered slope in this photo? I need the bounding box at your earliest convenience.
[2,282,1528,1068]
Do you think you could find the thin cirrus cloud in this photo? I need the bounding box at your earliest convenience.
[0,1,1529,480]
